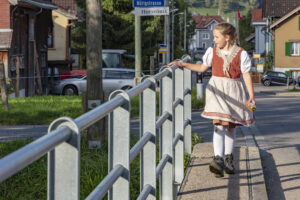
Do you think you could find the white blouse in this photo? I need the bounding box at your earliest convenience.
[202,47,251,74]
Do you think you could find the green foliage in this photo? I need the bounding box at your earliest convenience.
[192,133,204,147]
[264,51,274,72]
[191,87,205,110]
[72,0,195,70]
[239,10,255,52]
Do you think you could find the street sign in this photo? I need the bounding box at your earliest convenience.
[253,54,261,59]
[131,7,169,16]
[159,44,167,54]
[133,0,164,7]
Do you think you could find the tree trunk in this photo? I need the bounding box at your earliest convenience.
[0,60,9,111]
[86,0,105,147]
[16,56,20,97]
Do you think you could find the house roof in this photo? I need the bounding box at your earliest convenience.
[0,30,13,49]
[270,5,300,29]
[192,15,224,29]
[9,0,57,10]
[52,0,77,16]
[252,9,265,22]
[262,0,300,18]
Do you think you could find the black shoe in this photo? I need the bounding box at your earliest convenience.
[224,154,235,174]
[209,156,224,178]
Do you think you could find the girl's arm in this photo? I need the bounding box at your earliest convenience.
[242,72,256,105]
[168,61,209,73]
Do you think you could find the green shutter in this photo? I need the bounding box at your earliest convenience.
[299,16,300,30]
[285,42,290,56]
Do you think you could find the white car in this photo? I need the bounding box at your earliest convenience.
[51,68,141,95]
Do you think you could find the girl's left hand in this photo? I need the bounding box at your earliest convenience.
[249,98,256,105]
[168,60,184,67]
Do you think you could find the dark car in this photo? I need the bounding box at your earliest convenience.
[298,76,300,87]
[261,71,295,86]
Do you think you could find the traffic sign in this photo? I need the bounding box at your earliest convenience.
[159,44,167,54]
[133,0,164,7]
[131,7,169,16]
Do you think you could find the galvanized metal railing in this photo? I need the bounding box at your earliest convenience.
[0,55,192,200]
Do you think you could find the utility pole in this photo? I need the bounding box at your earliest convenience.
[86,0,104,147]
[164,0,170,64]
[135,15,142,82]
[184,9,187,53]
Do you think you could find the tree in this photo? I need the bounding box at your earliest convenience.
[205,0,211,7]
[85,0,104,145]
[238,10,255,52]
[264,51,274,72]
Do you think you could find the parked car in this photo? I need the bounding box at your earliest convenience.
[51,68,142,95]
[261,71,295,86]
[298,76,300,87]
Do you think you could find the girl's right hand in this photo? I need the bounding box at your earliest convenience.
[168,60,184,67]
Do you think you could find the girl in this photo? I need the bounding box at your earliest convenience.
[168,22,255,178]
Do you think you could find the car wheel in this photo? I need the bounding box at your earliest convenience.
[263,80,271,86]
[63,85,78,95]
[122,86,132,91]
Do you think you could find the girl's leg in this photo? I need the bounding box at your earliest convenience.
[224,127,236,174]
[213,125,226,157]
[210,125,226,177]
[224,127,236,155]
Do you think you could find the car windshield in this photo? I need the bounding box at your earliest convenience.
[102,53,123,68]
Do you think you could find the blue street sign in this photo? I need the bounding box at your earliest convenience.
[133,0,164,7]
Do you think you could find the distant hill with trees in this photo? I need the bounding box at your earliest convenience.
[187,0,260,24]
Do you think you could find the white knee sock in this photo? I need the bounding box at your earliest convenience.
[213,125,226,157]
[224,128,236,155]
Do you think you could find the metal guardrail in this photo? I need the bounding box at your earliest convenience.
[0,55,192,200]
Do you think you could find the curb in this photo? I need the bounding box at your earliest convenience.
[240,126,268,200]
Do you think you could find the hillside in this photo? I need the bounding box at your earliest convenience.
[187,0,261,25]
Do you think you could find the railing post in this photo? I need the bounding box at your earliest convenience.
[174,66,184,194]
[108,90,130,200]
[47,117,80,200]
[140,77,156,199]
[159,67,174,200]
[184,67,192,154]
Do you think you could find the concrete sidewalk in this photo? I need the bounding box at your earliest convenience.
[178,126,268,200]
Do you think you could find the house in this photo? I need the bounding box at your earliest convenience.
[48,0,78,76]
[0,0,12,79]
[262,0,300,54]
[251,9,267,55]
[270,5,300,72]
[189,15,224,54]
[0,0,56,96]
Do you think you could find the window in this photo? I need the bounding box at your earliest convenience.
[285,42,300,56]
[48,26,54,48]
[291,42,300,56]
[202,33,209,39]
[278,73,287,78]
[202,43,206,49]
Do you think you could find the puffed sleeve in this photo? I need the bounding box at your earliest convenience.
[240,50,251,73]
[202,47,213,67]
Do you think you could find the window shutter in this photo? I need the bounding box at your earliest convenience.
[285,42,290,56]
[299,16,300,30]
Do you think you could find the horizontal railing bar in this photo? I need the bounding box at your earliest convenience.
[184,119,191,129]
[172,133,183,149]
[0,126,72,183]
[173,98,182,109]
[127,79,152,99]
[85,164,125,200]
[75,95,125,130]
[156,112,171,129]
[156,154,171,180]
[137,184,154,200]
[184,88,191,96]
[129,132,153,163]
[153,67,170,81]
